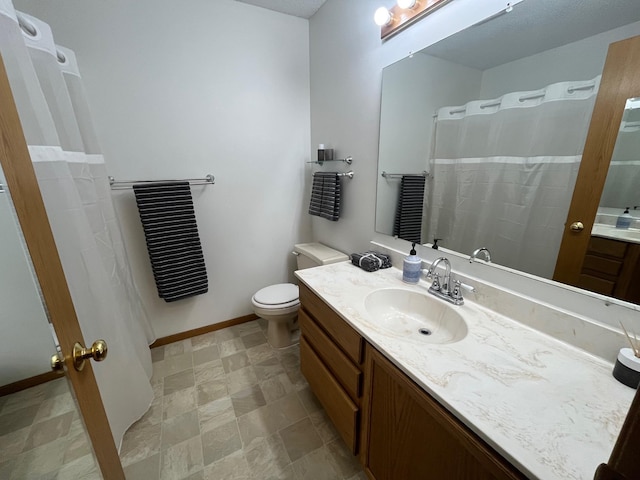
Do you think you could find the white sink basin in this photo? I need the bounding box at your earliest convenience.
[364,288,468,344]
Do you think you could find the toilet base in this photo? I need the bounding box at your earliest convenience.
[266,314,299,348]
[252,298,300,349]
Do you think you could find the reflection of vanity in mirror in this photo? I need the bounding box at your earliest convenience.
[376,0,640,303]
[575,98,640,303]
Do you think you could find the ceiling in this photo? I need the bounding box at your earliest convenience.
[234,0,328,19]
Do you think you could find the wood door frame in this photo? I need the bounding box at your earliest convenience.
[554,35,640,285]
[0,55,124,478]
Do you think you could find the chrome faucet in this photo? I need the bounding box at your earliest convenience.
[424,257,474,305]
[425,257,452,295]
[469,247,491,264]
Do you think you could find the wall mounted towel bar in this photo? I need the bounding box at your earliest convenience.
[338,171,355,179]
[307,156,353,165]
[381,171,428,178]
[109,174,215,190]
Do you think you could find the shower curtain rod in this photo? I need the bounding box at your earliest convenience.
[108,174,215,189]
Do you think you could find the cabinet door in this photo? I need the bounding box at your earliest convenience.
[361,346,524,480]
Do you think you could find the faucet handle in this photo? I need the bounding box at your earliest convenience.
[457,281,476,293]
[451,280,466,305]
[429,273,442,292]
[451,281,462,300]
[451,280,475,304]
[422,268,442,291]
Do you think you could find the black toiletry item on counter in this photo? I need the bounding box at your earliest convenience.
[350,251,392,272]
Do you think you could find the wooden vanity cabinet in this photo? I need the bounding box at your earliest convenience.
[299,283,526,479]
[578,236,640,303]
[298,283,364,454]
[361,345,527,480]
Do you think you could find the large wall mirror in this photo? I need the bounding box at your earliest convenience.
[376,0,640,303]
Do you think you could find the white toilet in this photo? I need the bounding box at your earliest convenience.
[252,243,348,348]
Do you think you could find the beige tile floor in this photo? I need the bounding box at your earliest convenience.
[0,377,100,479]
[121,318,367,480]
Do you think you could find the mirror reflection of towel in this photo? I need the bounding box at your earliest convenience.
[133,182,208,302]
[309,172,341,221]
[393,175,426,244]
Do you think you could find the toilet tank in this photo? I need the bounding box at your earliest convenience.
[294,243,348,270]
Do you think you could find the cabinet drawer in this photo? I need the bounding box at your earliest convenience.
[300,309,362,400]
[582,254,623,276]
[588,237,628,258]
[577,273,615,296]
[299,283,363,365]
[300,336,359,454]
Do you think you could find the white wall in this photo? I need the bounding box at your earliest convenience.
[16,0,312,338]
[376,53,482,236]
[479,21,640,98]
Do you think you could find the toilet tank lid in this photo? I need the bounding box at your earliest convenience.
[294,243,348,265]
[254,283,299,305]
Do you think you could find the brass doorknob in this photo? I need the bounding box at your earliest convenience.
[50,353,65,374]
[73,339,108,371]
[570,221,584,232]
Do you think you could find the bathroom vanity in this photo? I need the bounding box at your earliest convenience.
[295,262,634,480]
[581,227,640,303]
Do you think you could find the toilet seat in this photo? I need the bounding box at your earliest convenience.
[252,283,299,310]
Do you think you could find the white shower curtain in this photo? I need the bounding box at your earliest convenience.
[0,1,154,449]
[427,77,600,278]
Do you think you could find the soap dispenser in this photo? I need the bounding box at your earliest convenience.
[616,207,632,229]
[403,242,422,284]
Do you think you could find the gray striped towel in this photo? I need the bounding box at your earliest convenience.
[133,182,208,302]
[393,175,426,244]
[350,251,392,272]
[309,172,341,221]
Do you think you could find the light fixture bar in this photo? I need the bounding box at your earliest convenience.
[380,0,453,40]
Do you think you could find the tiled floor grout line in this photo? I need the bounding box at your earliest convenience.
[0,378,101,479]
[119,320,366,480]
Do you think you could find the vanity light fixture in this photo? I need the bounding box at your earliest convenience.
[397,0,417,9]
[374,7,393,27]
[377,0,453,40]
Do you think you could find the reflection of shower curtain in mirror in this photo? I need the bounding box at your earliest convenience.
[0,3,154,448]
[427,78,600,278]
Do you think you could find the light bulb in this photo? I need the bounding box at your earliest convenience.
[374,7,393,26]
[397,0,417,9]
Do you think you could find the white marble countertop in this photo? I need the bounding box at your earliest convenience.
[295,262,635,480]
[592,224,640,245]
